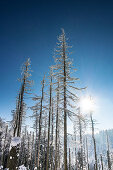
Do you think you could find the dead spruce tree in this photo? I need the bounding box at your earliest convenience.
[32,76,45,169]
[37,76,45,169]
[86,137,89,170]
[100,154,103,170]
[69,148,71,170]
[7,58,32,170]
[46,68,53,170]
[90,114,98,170]
[106,130,111,170]
[12,58,32,137]
[73,123,78,169]
[50,97,54,169]
[77,107,84,170]
[55,77,60,170]
[30,132,35,170]
[30,109,39,168]
[52,29,83,170]
[2,125,8,168]
[0,118,4,167]
[18,127,27,166]
[73,107,86,170]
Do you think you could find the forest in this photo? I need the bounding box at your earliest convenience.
[0,30,112,170]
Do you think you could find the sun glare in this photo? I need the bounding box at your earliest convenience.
[80,96,94,113]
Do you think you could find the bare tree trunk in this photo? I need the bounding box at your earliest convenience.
[50,98,54,169]
[74,125,77,170]
[2,125,8,168]
[35,111,39,167]
[90,114,98,170]
[69,148,71,170]
[63,31,68,170]
[55,80,60,170]
[58,134,60,170]
[17,76,26,137]
[78,108,83,170]
[86,137,89,170]
[53,29,81,170]
[46,74,52,170]
[100,154,103,170]
[8,59,32,169]
[106,130,111,170]
[30,132,34,170]
[43,118,47,170]
[37,77,45,169]
[27,132,30,168]
[13,96,20,137]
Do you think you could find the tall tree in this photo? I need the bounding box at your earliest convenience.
[53,29,83,170]
[106,130,111,170]
[17,58,32,137]
[46,68,53,170]
[34,76,45,169]
[86,137,89,170]
[12,58,32,137]
[69,148,71,170]
[7,58,32,170]
[50,97,54,169]
[2,125,8,168]
[31,75,46,169]
[78,107,83,170]
[55,77,60,170]
[100,154,103,170]
[90,114,98,170]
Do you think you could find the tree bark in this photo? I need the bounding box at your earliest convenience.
[63,31,68,170]
[46,74,52,170]
[55,80,60,170]
[37,77,45,169]
[90,114,98,170]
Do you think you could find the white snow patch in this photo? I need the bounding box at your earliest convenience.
[10,137,21,148]
[0,165,3,169]
[18,165,27,170]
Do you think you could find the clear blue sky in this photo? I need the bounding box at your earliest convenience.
[0,0,113,130]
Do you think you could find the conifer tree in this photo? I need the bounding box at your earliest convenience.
[106,130,111,170]
[46,68,53,170]
[7,58,32,170]
[2,125,8,168]
[55,77,60,170]
[69,148,71,170]
[32,76,45,169]
[78,107,83,170]
[53,29,84,170]
[100,154,103,170]
[86,137,89,170]
[90,114,98,170]
[12,58,32,137]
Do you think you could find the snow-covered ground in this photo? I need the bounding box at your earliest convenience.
[0,165,27,170]
[0,166,3,170]
[18,165,27,170]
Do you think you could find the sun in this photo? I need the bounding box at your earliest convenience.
[80,96,94,112]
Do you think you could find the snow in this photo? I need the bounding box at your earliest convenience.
[0,165,27,170]
[0,165,3,169]
[10,137,21,147]
[18,165,27,170]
